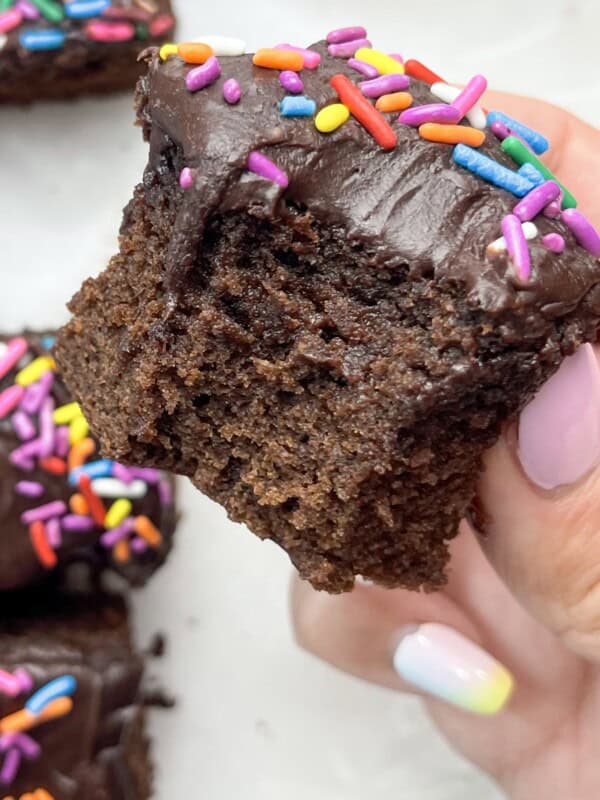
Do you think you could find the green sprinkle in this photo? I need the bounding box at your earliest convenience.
[136,23,149,40]
[501,136,577,209]
[0,0,13,10]
[30,0,65,23]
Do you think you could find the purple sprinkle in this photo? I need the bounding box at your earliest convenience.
[513,181,561,222]
[347,57,378,79]
[490,120,531,150]
[0,385,24,420]
[112,462,134,484]
[158,479,173,506]
[8,447,35,472]
[21,500,67,526]
[127,466,161,483]
[100,517,135,548]
[11,410,36,442]
[359,73,410,98]
[542,233,566,253]
[247,151,289,188]
[46,517,62,549]
[501,214,531,282]
[14,667,33,694]
[327,38,371,59]
[326,26,368,44]
[185,55,221,92]
[15,0,39,19]
[15,481,45,498]
[179,167,194,189]
[38,396,55,458]
[389,53,403,64]
[275,44,320,69]
[0,747,21,785]
[13,733,40,760]
[61,514,96,532]
[543,197,562,218]
[20,370,54,415]
[0,674,19,698]
[562,209,600,256]
[279,70,303,94]
[131,537,149,554]
[223,77,241,104]
[55,425,70,458]
[0,734,14,752]
[399,103,461,127]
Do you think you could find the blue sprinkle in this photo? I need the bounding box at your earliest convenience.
[487,111,549,155]
[69,458,114,486]
[41,335,56,352]
[25,675,77,715]
[518,163,545,187]
[453,144,534,198]
[280,95,317,117]
[19,29,66,51]
[65,0,110,19]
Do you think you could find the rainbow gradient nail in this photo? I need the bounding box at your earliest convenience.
[393,623,514,715]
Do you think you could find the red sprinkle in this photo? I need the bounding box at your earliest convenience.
[78,473,106,527]
[404,59,445,85]
[148,13,175,37]
[29,521,57,570]
[39,457,67,476]
[330,74,397,150]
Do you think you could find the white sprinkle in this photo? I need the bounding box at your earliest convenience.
[91,478,148,499]
[192,35,247,56]
[0,342,7,358]
[487,222,538,254]
[430,82,487,129]
[0,35,6,53]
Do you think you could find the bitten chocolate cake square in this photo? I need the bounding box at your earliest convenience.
[0,590,152,799]
[57,34,600,592]
[0,0,175,103]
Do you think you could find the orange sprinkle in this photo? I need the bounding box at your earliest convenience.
[69,493,89,516]
[21,796,35,800]
[134,516,163,548]
[68,437,96,471]
[404,58,445,85]
[34,791,55,800]
[177,42,213,64]
[29,522,57,570]
[78,474,106,526]
[253,48,303,71]
[330,73,396,150]
[419,122,486,147]
[39,457,67,476]
[0,697,72,734]
[375,91,413,113]
[113,539,131,564]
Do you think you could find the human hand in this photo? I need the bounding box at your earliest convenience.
[291,92,600,800]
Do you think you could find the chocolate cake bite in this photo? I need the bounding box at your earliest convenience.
[0,0,175,103]
[57,31,600,592]
[0,332,177,591]
[0,589,152,799]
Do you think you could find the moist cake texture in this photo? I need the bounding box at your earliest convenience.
[57,33,600,592]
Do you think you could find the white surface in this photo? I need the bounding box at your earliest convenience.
[1,1,599,797]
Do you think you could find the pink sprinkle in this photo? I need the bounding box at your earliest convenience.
[148,12,175,37]
[128,466,161,483]
[279,70,304,94]
[61,514,96,532]
[131,537,149,553]
[86,20,135,42]
[179,167,194,189]
[513,181,561,222]
[101,517,135,548]
[158,479,173,505]
[0,385,25,420]
[11,410,36,441]
[0,337,28,382]
[38,396,55,458]
[55,425,70,458]
[326,26,368,44]
[14,668,33,694]
[223,77,242,104]
[501,214,531,282]
[389,53,404,64]
[15,0,39,20]
[46,517,62,549]
[0,747,20,785]
[20,370,54,415]
[247,151,289,188]
[0,671,20,698]
[562,209,600,256]
[112,462,134,484]
[542,233,566,253]
[347,58,378,79]
[543,197,562,218]
[15,481,45,498]
[275,43,320,69]
[9,447,35,472]
[21,500,67,526]
[102,5,150,20]
[452,74,487,119]
[186,55,221,92]
[0,7,23,35]
[399,103,461,127]
[328,38,371,59]
[359,73,410,98]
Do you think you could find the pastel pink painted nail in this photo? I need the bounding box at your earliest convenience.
[518,344,600,490]
[392,623,514,715]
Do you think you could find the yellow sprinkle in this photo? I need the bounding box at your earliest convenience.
[105,498,133,529]
[15,356,55,387]
[354,47,405,75]
[315,103,350,133]
[159,42,178,60]
[53,402,82,425]
[69,415,89,445]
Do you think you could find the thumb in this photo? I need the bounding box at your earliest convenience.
[477,343,600,662]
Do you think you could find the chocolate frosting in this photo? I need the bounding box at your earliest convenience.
[137,41,600,320]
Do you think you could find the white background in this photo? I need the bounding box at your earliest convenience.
[1,2,599,797]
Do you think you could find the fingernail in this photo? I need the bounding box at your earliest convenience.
[518,343,600,490]
[392,623,514,715]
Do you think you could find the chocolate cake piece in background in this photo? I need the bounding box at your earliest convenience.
[0,332,177,592]
[0,0,175,103]
[0,588,153,800]
[57,35,600,593]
